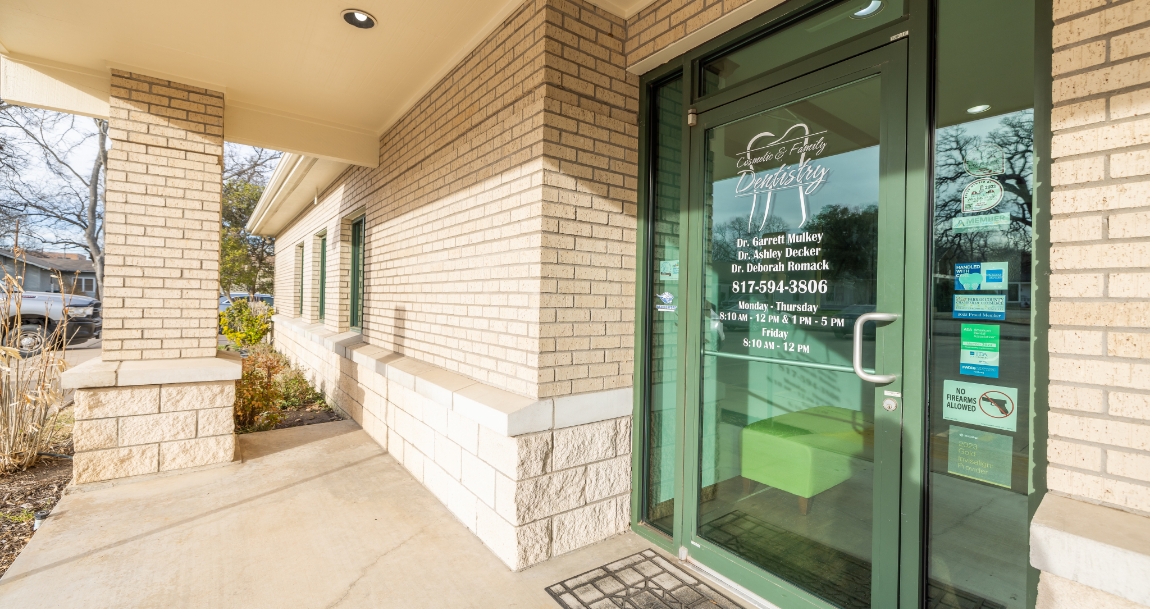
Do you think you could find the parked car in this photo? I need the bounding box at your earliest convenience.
[219,293,274,313]
[4,290,102,355]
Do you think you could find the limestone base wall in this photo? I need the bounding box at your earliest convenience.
[72,380,237,484]
[275,317,632,570]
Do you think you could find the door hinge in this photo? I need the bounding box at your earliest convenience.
[890,30,909,41]
[687,108,698,126]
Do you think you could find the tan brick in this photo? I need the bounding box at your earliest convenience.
[1052,41,1107,75]
[1054,0,1106,22]
[1107,449,1150,482]
[1051,156,1105,185]
[1049,384,1106,413]
[1050,273,1104,297]
[1050,215,1104,242]
[75,385,159,420]
[1111,391,1150,419]
[1110,272,1150,297]
[1108,210,1150,238]
[73,444,159,484]
[1052,99,1107,130]
[160,435,235,471]
[1048,439,1103,471]
[119,412,197,446]
[1050,329,1106,355]
[1108,332,1150,358]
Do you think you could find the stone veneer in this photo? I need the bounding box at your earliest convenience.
[274,315,632,570]
[63,354,241,484]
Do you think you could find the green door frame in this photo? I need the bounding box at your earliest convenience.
[632,1,1053,608]
[631,1,935,608]
[683,43,910,609]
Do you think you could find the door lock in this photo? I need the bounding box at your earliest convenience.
[882,397,898,412]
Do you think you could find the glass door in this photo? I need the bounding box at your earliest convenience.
[682,42,909,609]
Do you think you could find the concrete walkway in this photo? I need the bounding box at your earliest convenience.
[0,421,697,609]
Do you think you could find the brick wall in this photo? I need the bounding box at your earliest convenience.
[103,70,224,361]
[1048,0,1150,516]
[275,0,638,400]
[625,0,781,67]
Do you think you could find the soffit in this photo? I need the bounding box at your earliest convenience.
[0,0,657,146]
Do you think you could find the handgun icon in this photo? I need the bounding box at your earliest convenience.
[981,395,1010,416]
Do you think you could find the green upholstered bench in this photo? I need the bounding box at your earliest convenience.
[740,406,874,513]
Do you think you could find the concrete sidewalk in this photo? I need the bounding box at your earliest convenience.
[0,421,695,609]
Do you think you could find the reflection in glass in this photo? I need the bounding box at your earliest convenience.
[697,77,882,608]
[644,77,683,534]
[926,1,1034,608]
[700,0,904,96]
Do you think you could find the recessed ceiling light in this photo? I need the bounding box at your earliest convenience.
[851,1,884,19]
[967,104,991,114]
[342,9,376,29]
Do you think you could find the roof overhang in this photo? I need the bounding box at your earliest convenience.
[246,153,351,237]
[0,0,659,168]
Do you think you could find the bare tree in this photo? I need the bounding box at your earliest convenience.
[0,103,107,297]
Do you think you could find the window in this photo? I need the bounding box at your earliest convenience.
[80,277,95,293]
[296,243,305,316]
[350,217,365,330]
[642,75,683,536]
[318,234,327,321]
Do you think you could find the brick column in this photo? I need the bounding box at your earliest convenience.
[1033,2,1150,606]
[62,70,240,484]
[103,69,222,359]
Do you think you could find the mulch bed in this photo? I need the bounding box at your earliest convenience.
[275,408,343,429]
[0,453,73,578]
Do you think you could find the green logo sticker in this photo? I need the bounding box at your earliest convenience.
[961,178,1004,212]
[960,324,1000,378]
[952,213,1010,234]
[948,425,1013,488]
[964,144,1006,177]
[942,379,1018,432]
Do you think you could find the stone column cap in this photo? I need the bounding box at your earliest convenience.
[62,351,242,389]
[1031,493,1150,606]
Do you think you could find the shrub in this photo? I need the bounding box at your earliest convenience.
[233,344,286,432]
[275,367,326,410]
[220,299,274,348]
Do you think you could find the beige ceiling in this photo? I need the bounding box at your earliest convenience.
[0,0,655,165]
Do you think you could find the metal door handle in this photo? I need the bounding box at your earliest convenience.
[853,312,898,384]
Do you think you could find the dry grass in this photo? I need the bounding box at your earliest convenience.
[0,251,69,473]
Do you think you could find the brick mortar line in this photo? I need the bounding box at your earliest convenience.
[1052,87,1150,113]
[1047,432,1150,455]
[1047,461,1150,490]
[1053,0,1149,27]
[1054,19,1150,52]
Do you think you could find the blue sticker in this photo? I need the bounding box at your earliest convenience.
[953,295,1006,320]
[955,262,1009,291]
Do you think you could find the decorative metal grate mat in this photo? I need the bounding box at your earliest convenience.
[699,511,1008,609]
[546,549,745,609]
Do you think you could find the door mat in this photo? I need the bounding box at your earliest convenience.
[546,549,745,609]
[699,511,1007,609]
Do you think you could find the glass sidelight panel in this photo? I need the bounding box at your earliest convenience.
[643,76,684,534]
[926,1,1035,608]
[696,75,892,608]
